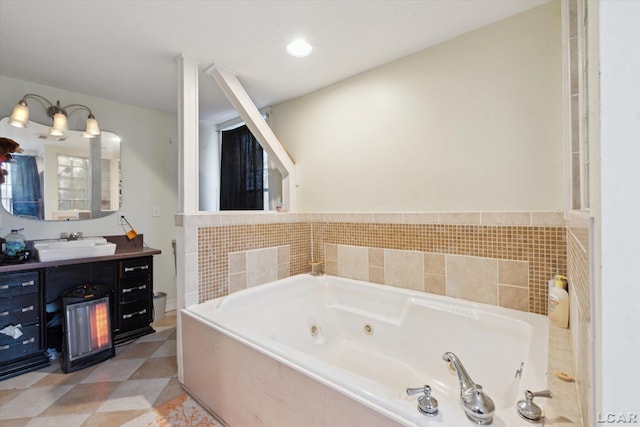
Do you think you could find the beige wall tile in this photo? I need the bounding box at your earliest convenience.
[337,245,369,281]
[424,253,445,275]
[446,255,497,305]
[219,213,254,225]
[498,284,528,312]
[369,266,385,284]
[228,252,246,274]
[324,244,338,261]
[325,260,338,276]
[278,263,291,280]
[373,213,404,223]
[481,212,531,225]
[425,274,446,296]
[438,212,481,224]
[384,249,424,291]
[277,245,290,264]
[403,212,439,224]
[531,211,566,226]
[368,248,384,268]
[498,260,529,287]
[229,272,247,294]
[246,247,278,287]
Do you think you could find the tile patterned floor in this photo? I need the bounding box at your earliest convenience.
[0,311,217,426]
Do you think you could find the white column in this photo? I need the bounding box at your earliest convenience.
[597,0,640,419]
[177,55,200,214]
[175,54,200,383]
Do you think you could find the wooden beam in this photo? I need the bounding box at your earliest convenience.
[206,65,296,210]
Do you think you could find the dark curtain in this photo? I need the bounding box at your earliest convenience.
[10,154,43,219]
[220,125,264,210]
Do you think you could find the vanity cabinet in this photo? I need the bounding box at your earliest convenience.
[0,242,160,380]
[0,271,48,379]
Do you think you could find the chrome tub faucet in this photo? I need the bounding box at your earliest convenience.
[443,351,495,425]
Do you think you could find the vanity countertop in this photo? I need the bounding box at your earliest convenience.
[0,234,161,273]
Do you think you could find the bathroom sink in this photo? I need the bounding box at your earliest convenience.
[34,237,117,262]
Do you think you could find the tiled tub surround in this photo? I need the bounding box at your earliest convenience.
[314,220,566,315]
[197,221,310,301]
[567,212,593,426]
[228,245,292,292]
[325,244,531,312]
[193,211,567,314]
[182,210,580,423]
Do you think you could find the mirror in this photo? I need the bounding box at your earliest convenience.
[0,117,121,220]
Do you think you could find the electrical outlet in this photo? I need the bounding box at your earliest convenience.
[119,214,127,225]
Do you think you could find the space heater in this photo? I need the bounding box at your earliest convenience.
[61,284,115,373]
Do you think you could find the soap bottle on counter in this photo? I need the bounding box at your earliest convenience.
[548,274,569,328]
[4,228,26,256]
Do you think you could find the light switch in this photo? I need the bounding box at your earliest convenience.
[152,206,160,217]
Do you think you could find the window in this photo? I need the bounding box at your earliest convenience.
[1,162,14,213]
[57,155,89,210]
[219,124,269,210]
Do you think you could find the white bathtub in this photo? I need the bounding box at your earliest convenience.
[181,274,549,426]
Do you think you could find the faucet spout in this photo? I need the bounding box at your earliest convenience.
[443,351,476,394]
[443,352,495,425]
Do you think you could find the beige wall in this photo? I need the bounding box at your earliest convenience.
[270,2,562,212]
[0,75,179,308]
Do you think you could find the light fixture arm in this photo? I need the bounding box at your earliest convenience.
[62,103,95,119]
[19,94,56,117]
[9,93,100,138]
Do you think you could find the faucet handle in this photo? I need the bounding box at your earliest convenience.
[517,389,553,422]
[406,385,439,416]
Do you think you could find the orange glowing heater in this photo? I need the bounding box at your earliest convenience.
[62,285,115,373]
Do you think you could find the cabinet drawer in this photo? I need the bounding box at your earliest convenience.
[0,325,41,364]
[118,299,151,331]
[0,272,39,298]
[119,276,151,302]
[0,294,39,328]
[119,258,152,279]
[0,323,40,345]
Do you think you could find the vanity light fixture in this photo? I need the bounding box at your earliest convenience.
[9,93,101,138]
[286,39,312,57]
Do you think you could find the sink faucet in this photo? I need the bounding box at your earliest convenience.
[61,232,82,241]
[443,352,495,425]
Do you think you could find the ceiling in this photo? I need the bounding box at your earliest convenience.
[0,0,549,126]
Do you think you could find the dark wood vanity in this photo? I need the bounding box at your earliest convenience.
[0,235,160,380]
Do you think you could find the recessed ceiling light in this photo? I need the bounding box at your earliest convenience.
[286,39,312,57]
